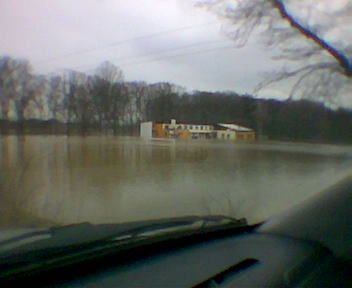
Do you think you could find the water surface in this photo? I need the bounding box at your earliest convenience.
[1,136,351,226]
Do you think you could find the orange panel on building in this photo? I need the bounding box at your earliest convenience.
[177,130,191,140]
[153,123,168,138]
[237,131,256,141]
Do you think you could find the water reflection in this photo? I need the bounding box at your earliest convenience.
[0,135,351,227]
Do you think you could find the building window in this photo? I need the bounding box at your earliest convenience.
[165,125,169,129]
[195,126,198,129]
[200,126,203,130]
[190,125,193,129]
[227,134,230,140]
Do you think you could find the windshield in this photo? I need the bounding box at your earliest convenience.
[0,0,351,233]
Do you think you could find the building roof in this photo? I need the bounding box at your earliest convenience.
[217,123,253,132]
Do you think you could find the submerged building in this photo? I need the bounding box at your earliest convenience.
[140,119,255,141]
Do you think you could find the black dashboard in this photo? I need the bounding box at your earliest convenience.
[56,232,346,287]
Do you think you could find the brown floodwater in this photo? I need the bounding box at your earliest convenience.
[1,135,352,227]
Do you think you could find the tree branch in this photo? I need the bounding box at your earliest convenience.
[271,0,352,77]
[254,62,339,92]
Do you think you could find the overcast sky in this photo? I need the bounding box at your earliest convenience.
[0,0,349,103]
[0,0,282,95]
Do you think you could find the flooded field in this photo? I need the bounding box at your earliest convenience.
[1,136,352,227]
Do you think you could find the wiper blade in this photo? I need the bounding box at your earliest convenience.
[0,215,248,279]
[111,215,247,239]
[0,231,52,253]
[0,215,246,255]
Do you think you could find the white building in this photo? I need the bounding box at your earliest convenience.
[140,119,255,141]
[162,119,214,139]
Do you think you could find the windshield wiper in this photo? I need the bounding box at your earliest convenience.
[0,215,246,254]
[0,230,52,253]
[0,215,249,280]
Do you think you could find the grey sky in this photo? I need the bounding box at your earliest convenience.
[0,0,349,103]
[0,0,280,95]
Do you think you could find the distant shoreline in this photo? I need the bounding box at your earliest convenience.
[1,119,352,145]
[1,132,352,148]
[0,119,139,136]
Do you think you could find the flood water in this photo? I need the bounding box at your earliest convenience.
[1,135,352,227]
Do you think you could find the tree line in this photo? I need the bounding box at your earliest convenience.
[148,91,352,144]
[0,56,157,135]
[0,55,352,143]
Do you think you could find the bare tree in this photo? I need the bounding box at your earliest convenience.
[91,75,109,131]
[136,83,149,122]
[129,82,150,123]
[0,57,41,131]
[26,75,50,120]
[13,59,33,125]
[64,70,94,135]
[0,56,14,121]
[48,75,66,121]
[95,61,124,84]
[93,61,126,134]
[111,82,128,135]
[75,83,95,135]
[198,0,352,104]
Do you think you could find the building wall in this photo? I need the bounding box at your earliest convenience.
[162,122,213,134]
[216,130,236,141]
[186,124,213,134]
[177,130,191,140]
[161,119,213,139]
[153,123,168,138]
[237,131,256,141]
[140,121,153,139]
